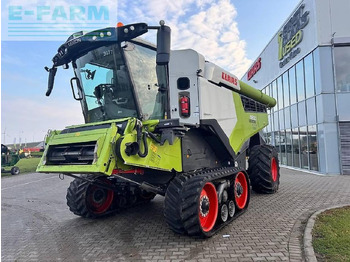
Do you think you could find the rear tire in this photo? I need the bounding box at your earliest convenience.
[66,175,114,218]
[248,145,280,194]
[11,166,20,175]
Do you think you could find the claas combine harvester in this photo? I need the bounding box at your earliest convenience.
[37,21,280,237]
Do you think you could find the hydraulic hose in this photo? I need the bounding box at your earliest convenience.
[148,131,161,144]
[138,132,148,158]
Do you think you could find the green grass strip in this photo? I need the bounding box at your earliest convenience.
[313,206,350,262]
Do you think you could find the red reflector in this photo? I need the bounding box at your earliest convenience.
[112,168,144,175]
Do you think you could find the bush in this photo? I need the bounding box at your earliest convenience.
[30,151,43,158]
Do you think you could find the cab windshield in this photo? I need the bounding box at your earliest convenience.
[74,42,165,123]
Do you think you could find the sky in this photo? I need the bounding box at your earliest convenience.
[1,0,300,145]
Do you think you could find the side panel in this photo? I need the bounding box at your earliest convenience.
[181,129,220,172]
[198,78,268,153]
[118,134,182,172]
[168,49,204,125]
[229,93,268,153]
[198,77,238,138]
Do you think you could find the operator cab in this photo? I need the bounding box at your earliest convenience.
[45,22,171,124]
[75,40,166,123]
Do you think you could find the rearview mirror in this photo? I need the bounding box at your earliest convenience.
[156,24,171,65]
[45,67,57,96]
[70,77,83,100]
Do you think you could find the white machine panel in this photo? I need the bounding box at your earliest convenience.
[168,49,205,125]
[204,62,240,91]
[198,77,237,138]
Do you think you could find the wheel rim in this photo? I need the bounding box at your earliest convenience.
[221,204,228,222]
[87,179,114,214]
[234,172,248,210]
[271,157,278,182]
[198,182,218,232]
[228,200,235,217]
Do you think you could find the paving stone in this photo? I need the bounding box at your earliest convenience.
[2,169,350,261]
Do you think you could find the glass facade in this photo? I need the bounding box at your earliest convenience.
[262,49,320,172]
[241,0,349,175]
[334,46,350,92]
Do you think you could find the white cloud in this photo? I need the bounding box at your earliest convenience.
[119,0,251,77]
[1,95,84,144]
[3,0,251,76]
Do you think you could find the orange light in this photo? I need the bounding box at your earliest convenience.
[117,22,124,27]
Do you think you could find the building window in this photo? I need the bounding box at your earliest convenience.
[300,126,309,169]
[279,130,287,165]
[283,72,290,107]
[266,132,272,145]
[298,101,307,127]
[289,66,297,104]
[274,131,281,160]
[285,106,291,129]
[304,53,315,98]
[313,48,321,95]
[306,97,317,125]
[279,110,285,130]
[285,129,293,166]
[292,128,300,168]
[296,60,305,102]
[277,76,284,110]
[273,112,279,131]
[334,46,350,92]
[291,104,299,128]
[266,84,270,97]
[268,114,273,133]
[271,80,278,111]
[308,125,319,171]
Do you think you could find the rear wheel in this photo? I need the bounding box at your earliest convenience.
[248,145,280,194]
[87,181,114,215]
[11,166,20,175]
[66,175,114,218]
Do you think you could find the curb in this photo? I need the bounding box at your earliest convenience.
[303,204,350,262]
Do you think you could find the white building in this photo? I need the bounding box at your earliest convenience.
[241,0,350,175]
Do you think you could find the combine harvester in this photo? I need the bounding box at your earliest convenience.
[37,21,279,237]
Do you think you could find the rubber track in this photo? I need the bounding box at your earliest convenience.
[248,145,280,194]
[164,166,249,237]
